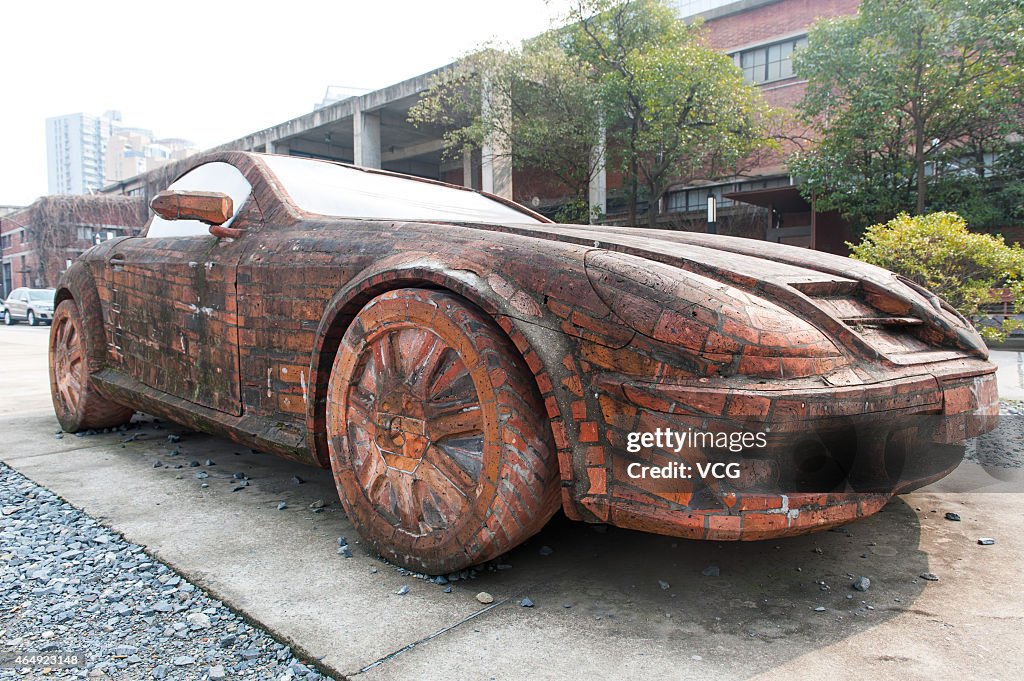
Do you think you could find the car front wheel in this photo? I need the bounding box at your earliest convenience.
[27,310,37,326]
[3,311,14,325]
[327,289,560,574]
[49,299,135,432]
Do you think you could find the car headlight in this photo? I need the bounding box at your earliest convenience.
[585,250,847,378]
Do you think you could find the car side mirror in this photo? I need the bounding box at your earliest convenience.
[151,190,243,239]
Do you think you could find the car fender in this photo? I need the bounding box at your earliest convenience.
[304,252,590,520]
[54,261,110,377]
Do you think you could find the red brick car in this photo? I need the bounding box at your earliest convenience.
[49,152,998,572]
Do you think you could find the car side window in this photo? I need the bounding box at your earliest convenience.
[146,162,253,238]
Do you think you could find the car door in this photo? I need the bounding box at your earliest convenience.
[102,162,258,416]
[9,289,27,319]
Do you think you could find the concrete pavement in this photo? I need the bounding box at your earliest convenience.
[2,324,1022,680]
[989,348,1024,400]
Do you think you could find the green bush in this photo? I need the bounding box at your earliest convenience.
[848,212,1024,341]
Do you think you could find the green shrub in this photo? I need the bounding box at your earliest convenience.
[848,212,1024,341]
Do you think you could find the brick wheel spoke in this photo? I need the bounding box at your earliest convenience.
[52,315,83,413]
[343,324,483,537]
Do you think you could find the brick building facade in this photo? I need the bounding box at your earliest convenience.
[0,196,147,297]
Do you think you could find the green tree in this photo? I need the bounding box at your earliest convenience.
[409,37,604,220]
[564,0,772,226]
[791,0,1024,230]
[411,0,771,226]
[849,212,1024,340]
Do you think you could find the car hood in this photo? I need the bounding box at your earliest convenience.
[472,221,988,363]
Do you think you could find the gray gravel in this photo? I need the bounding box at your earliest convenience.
[964,401,1024,469]
[0,463,333,681]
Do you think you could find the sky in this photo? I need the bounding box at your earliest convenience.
[0,0,575,206]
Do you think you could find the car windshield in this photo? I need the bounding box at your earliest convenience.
[29,290,54,301]
[260,155,544,224]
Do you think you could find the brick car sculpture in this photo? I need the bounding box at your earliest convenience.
[49,152,998,572]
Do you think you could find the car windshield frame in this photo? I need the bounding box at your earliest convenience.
[260,154,546,225]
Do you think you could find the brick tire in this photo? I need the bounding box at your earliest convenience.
[49,299,134,432]
[327,289,559,574]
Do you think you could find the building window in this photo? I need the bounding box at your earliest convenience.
[734,37,807,84]
[666,177,792,214]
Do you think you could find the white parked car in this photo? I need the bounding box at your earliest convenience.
[3,287,56,326]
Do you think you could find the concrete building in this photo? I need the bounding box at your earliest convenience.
[46,111,121,195]
[47,111,198,196]
[102,0,860,252]
[105,128,198,185]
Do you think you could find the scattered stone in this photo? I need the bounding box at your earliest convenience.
[309,499,326,510]
[0,462,333,681]
[814,606,827,612]
[978,537,996,545]
[337,536,348,546]
[658,580,671,590]
[476,592,494,604]
[231,484,247,492]
[167,435,181,443]
[443,586,453,593]
[538,545,554,556]
[852,576,871,592]
[232,472,247,480]
[701,565,720,577]
[205,459,215,466]
[944,512,961,522]
[196,471,209,479]
[920,572,940,581]
[277,502,288,510]
[395,585,410,596]
[520,597,534,607]
[189,460,200,467]
[293,475,305,484]
[153,461,163,468]
[186,612,211,628]
[338,547,353,558]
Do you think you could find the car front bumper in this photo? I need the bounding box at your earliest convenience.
[576,359,999,540]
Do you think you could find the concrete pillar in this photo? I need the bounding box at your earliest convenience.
[479,75,512,198]
[588,123,607,223]
[265,140,275,154]
[353,109,381,169]
[462,149,475,189]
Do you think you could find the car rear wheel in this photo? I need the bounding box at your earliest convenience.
[327,289,559,574]
[49,299,134,432]
[28,310,37,326]
[4,310,14,325]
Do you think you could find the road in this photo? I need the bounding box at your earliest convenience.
[1,324,1021,680]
